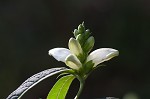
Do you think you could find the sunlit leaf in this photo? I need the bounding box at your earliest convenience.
[47,75,75,99]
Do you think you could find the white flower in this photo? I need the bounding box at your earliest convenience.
[87,48,119,67]
[65,54,82,70]
[49,38,119,70]
[48,48,71,62]
[49,38,82,70]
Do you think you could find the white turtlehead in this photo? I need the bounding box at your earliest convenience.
[49,38,82,70]
[87,48,119,67]
[49,38,119,70]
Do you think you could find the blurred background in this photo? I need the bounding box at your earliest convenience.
[0,0,150,99]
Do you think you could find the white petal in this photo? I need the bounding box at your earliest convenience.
[48,48,71,62]
[68,38,82,56]
[65,54,82,70]
[87,48,119,66]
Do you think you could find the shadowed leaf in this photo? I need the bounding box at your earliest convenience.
[7,67,69,99]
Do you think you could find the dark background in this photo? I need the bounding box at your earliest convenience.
[1,0,150,99]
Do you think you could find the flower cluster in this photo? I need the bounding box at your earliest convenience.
[49,23,119,77]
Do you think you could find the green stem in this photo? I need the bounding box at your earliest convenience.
[74,79,85,99]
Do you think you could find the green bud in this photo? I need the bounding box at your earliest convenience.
[84,29,91,41]
[76,34,84,46]
[78,24,85,34]
[73,29,79,37]
[82,21,84,24]
[83,36,95,53]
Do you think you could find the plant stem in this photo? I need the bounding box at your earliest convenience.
[74,79,85,99]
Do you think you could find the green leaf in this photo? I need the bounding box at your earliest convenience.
[47,75,75,99]
[7,67,69,99]
[56,72,69,79]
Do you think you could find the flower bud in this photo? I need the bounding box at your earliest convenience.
[65,54,82,70]
[78,24,85,34]
[73,29,79,37]
[68,38,83,56]
[76,34,84,46]
[83,36,95,53]
[84,29,91,40]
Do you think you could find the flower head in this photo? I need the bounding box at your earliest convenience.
[49,23,119,73]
